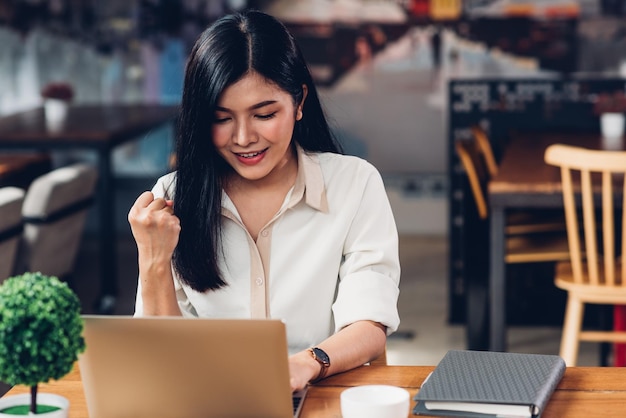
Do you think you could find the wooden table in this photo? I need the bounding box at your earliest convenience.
[0,104,179,313]
[0,153,52,189]
[487,131,626,352]
[5,365,626,417]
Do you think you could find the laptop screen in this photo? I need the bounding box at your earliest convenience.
[79,315,304,418]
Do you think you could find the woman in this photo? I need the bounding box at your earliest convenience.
[128,10,400,392]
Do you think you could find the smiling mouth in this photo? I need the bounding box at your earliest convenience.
[236,148,268,158]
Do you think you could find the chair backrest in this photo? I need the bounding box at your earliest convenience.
[0,187,25,282]
[15,163,98,279]
[544,144,626,286]
[471,125,498,177]
[455,139,489,219]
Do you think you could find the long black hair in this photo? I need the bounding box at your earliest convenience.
[173,10,343,292]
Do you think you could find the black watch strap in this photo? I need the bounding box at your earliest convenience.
[308,347,330,383]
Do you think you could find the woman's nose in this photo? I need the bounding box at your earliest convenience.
[233,120,257,146]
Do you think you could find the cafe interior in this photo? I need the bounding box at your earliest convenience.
[2,0,626,415]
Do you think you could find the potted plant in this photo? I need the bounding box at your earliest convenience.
[40,83,74,102]
[593,90,626,140]
[0,272,85,416]
[40,83,74,132]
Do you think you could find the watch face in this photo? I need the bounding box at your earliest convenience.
[312,347,330,366]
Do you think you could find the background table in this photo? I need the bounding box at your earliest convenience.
[0,153,52,189]
[0,104,179,313]
[5,364,626,417]
[487,131,626,352]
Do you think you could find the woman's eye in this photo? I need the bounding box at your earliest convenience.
[214,116,230,123]
[256,112,277,120]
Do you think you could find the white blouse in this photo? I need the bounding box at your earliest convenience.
[135,147,401,354]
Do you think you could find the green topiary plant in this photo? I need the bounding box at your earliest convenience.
[0,272,85,415]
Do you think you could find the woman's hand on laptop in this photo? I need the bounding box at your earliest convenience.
[288,350,323,392]
[287,321,387,391]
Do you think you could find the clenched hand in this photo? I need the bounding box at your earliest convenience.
[128,191,181,266]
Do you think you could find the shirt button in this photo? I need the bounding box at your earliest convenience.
[255,277,264,286]
[261,230,269,237]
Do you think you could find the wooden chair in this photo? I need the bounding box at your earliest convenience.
[471,125,499,176]
[14,163,98,282]
[544,144,626,366]
[456,139,571,264]
[469,125,566,236]
[456,138,570,349]
[0,187,25,283]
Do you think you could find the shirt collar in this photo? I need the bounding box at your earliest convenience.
[222,144,329,217]
[289,144,328,213]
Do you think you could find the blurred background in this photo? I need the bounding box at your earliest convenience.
[3,0,624,231]
[1,0,626,365]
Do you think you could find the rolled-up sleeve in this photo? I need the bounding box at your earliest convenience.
[332,167,401,335]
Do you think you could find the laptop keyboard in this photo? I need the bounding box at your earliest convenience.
[292,388,307,417]
[292,395,302,414]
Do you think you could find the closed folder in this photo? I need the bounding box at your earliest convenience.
[413,350,566,418]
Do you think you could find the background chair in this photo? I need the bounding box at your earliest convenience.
[470,125,565,234]
[470,125,499,177]
[456,138,571,263]
[545,144,626,366]
[470,125,566,235]
[456,138,571,349]
[14,163,98,282]
[0,187,25,283]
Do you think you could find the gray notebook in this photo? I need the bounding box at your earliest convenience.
[413,350,566,418]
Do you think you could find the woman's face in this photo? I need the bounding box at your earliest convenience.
[212,72,306,183]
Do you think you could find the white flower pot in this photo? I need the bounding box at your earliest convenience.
[43,99,69,132]
[600,112,625,139]
[0,393,69,417]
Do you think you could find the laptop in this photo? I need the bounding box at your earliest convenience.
[79,315,307,418]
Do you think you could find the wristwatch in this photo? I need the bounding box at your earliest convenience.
[308,347,331,382]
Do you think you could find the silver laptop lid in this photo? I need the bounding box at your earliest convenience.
[79,315,295,418]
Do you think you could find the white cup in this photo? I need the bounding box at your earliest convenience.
[340,385,410,418]
[44,98,69,132]
[600,112,625,140]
